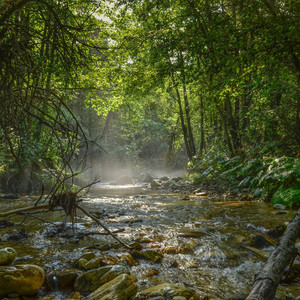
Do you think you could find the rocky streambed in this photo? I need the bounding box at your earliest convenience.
[0,182,300,299]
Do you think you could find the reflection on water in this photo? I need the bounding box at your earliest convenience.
[0,187,300,299]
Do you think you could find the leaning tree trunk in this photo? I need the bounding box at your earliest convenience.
[246,209,300,300]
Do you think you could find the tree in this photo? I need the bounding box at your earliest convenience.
[0,0,105,192]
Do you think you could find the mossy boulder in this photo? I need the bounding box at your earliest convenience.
[0,247,17,265]
[74,264,129,294]
[86,273,138,300]
[0,264,45,296]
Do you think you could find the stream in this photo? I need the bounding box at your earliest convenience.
[1,183,300,299]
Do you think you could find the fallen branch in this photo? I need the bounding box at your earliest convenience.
[246,208,300,300]
[77,205,132,249]
[0,204,50,217]
[0,191,132,250]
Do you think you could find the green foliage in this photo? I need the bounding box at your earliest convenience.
[272,187,300,208]
[188,144,300,206]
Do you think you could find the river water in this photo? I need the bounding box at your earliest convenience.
[1,184,300,299]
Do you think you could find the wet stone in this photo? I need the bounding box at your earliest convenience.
[84,257,104,269]
[151,180,162,189]
[132,250,163,263]
[242,234,275,249]
[84,255,117,269]
[120,253,137,266]
[46,269,79,291]
[135,283,195,299]
[0,219,14,229]
[74,264,130,294]
[86,273,138,300]
[0,247,17,265]
[7,229,28,241]
[0,264,45,297]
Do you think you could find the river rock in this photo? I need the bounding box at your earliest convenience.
[0,219,14,229]
[0,264,45,296]
[132,249,163,263]
[0,247,17,265]
[135,283,195,299]
[7,228,28,241]
[242,233,276,249]
[47,269,79,290]
[273,203,286,210]
[86,273,138,300]
[74,264,130,294]
[151,180,162,189]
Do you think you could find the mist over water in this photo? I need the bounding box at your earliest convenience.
[79,152,186,185]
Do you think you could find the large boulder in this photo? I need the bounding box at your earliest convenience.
[0,247,17,265]
[86,273,138,300]
[0,264,45,297]
[135,283,195,299]
[74,264,129,294]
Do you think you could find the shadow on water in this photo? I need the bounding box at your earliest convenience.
[1,185,300,299]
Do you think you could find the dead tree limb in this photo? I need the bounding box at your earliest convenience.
[246,208,300,300]
[0,204,50,218]
[77,205,132,249]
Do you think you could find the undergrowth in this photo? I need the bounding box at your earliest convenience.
[187,147,300,208]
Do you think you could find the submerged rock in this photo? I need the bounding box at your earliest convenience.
[86,273,138,300]
[242,233,276,249]
[0,247,17,265]
[0,264,45,297]
[135,283,195,299]
[7,228,28,241]
[0,219,14,229]
[74,264,130,294]
[46,269,79,291]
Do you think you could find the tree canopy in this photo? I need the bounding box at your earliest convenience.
[0,0,299,194]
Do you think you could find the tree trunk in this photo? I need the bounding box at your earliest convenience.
[199,93,205,155]
[246,209,300,300]
[179,51,196,158]
[174,87,193,160]
[225,93,241,153]
[216,103,234,156]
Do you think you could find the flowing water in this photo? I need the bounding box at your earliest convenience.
[1,184,300,299]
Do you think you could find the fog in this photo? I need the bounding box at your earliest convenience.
[78,152,186,186]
